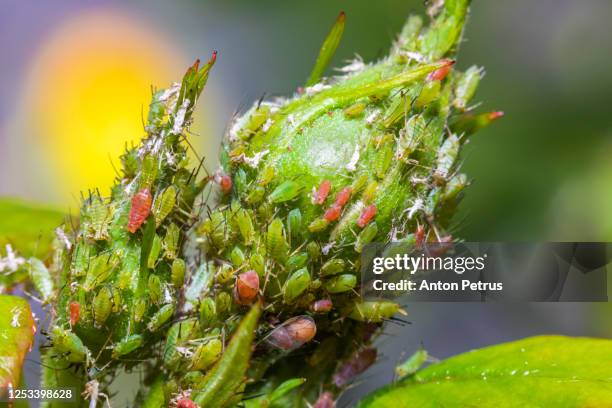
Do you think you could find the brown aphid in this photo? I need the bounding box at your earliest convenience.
[311,299,333,313]
[128,188,152,233]
[266,315,317,351]
[233,270,259,305]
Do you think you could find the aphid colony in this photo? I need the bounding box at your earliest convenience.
[35,1,500,406]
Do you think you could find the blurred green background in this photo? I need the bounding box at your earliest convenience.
[1,0,611,404]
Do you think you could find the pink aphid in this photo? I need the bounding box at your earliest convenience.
[313,392,336,408]
[313,180,332,205]
[357,204,377,228]
[69,301,80,326]
[334,187,352,207]
[311,299,333,313]
[215,173,233,194]
[266,316,317,351]
[427,59,455,81]
[176,397,198,408]
[324,205,342,223]
[128,188,153,233]
[333,348,378,388]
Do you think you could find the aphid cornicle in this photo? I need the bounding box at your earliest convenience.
[128,188,153,233]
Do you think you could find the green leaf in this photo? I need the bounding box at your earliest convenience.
[0,295,35,390]
[358,336,612,407]
[0,197,66,258]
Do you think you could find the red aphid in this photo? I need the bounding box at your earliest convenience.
[415,224,426,249]
[233,270,259,305]
[333,348,378,388]
[311,299,333,313]
[69,301,80,326]
[313,180,332,205]
[357,204,377,228]
[334,187,352,207]
[324,205,342,222]
[427,59,455,81]
[127,188,152,233]
[313,392,336,408]
[266,316,317,351]
[176,398,198,408]
[215,173,232,193]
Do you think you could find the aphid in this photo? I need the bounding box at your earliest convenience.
[348,300,400,323]
[111,334,144,358]
[414,80,441,108]
[68,301,80,326]
[442,173,468,202]
[153,186,177,227]
[257,166,276,186]
[266,316,317,351]
[164,223,180,260]
[175,397,198,408]
[355,222,379,253]
[215,172,233,193]
[148,274,163,305]
[287,208,303,242]
[190,338,223,371]
[246,186,265,204]
[374,144,394,179]
[333,348,377,387]
[357,204,377,228]
[286,252,308,271]
[89,196,111,241]
[235,209,255,244]
[268,180,301,203]
[27,258,54,303]
[395,347,428,380]
[140,155,159,188]
[249,253,265,276]
[415,224,426,249]
[398,114,426,159]
[234,270,259,305]
[216,263,235,284]
[133,299,147,323]
[308,218,329,233]
[344,102,366,118]
[51,326,91,364]
[127,188,153,233]
[266,219,289,262]
[230,246,246,267]
[70,242,90,277]
[311,299,333,313]
[93,287,112,327]
[453,65,482,111]
[215,292,232,316]
[199,297,217,328]
[313,392,336,408]
[192,304,261,407]
[313,180,332,205]
[283,268,311,303]
[427,58,454,81]
[434,134,460,183]
[306,242,321,259]
[320,258,345,276]
[334,187,352,207]
[83,253,117,291]
[362,181,378,204]
[148,234,163,268]
[171,258,186,287]
[324,274,356,293]
[163,319,198,369]
[324,204,342,222]
[147,304,175,332]
[451,110,504,136]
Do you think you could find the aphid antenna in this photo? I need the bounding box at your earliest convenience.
[180,134,203,163]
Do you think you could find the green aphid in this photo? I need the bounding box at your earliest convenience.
[140,154,159,188]
[51,327,91,364]
[308,218,329,233]
[112,334,144,358]
[153,186,177,227]
[306,242,321,260]
[434,133,460,183]
[216,263,235,284]
[198,210,228,248]
[83,252,119,291]
[398,114,426,159]
[347,299,400,323]
[28,257,54,303]
[395,347,428,380]
[249,253,265,277]
[287,208,302,242]
[382,96,410,128]
[344,102,366,118]
[93,286,112,327]
[147,304,175,332]
[324,274,356,293]
[120,147,140,178]
[266,219,289,263]
[190,338,223,371]
[199,297,217,328]
[246,186,266,205]
[235,208,255,244]
[283,268,311,303]
[235,104,272,141]
[414,80,441,108]
[351,174,370,194]
[230,246,246,267]
[268,180,301,203]
[442,173,468,202]
[320,258,345,277]
[355,222,379,253]
[375,144,394,179]
[133,299,147,323]
[215,292,232,316]
[171,258,186,287]
[164,223,180,260]
[286,252,308,271]
[89,196,112,241]
[148,234,163,268]
[257,165,276,186]
[453,65,482,111]
[148,274,163,305]
[362,181,378,204]
[163,319,198,369]
[70,242,90,277]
